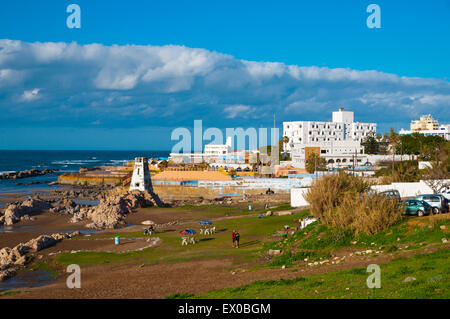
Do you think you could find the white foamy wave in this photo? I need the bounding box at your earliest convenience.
[51,160,102,165]
[0,171,16,175]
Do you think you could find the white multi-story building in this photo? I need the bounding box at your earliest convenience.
[169,137,235,164]
[291,140,367,169]
[283,108,377,152]
[203,137,232,157]
[399,124,450,141]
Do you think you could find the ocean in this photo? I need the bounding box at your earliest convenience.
[0,150,170,193]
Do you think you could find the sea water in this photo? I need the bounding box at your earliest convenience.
[0,150,169,193]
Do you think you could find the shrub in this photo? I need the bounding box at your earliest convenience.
[304,172,371,218]
[305,172,402,235]
[332,192,403,235]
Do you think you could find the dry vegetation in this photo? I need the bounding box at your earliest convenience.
[305,172,403,235]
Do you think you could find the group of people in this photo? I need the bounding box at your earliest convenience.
[143,224,155,235]
[232,230,240,248]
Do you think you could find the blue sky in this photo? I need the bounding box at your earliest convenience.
[0,0,449,150]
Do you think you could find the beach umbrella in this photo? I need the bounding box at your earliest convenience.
[180,229,196,236]
[198,220,212,225]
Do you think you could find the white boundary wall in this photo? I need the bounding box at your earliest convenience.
[291,188,310,207]
[197,178,306,191]
[370,180,450,198]
[291,179,450,207]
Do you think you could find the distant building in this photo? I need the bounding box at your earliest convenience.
[400,123,450,141]
[168,136,258,165]
[291,140,366,169]
[129,157,152,191]
[410,114,439,131]
[283,108,376,153]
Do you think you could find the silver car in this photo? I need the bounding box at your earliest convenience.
[414,194,449,214]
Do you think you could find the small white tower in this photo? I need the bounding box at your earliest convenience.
[129,157,152,192]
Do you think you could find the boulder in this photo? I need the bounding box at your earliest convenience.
[1,199,51,226]
[403,277,416,283]
[268,249,282,256]
[273,211,292,216]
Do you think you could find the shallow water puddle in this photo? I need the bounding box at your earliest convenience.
[73,199,100,206]
[0,270,55,291]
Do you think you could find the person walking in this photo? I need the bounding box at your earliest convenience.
[235,230,240,248]
[232,230,236,248]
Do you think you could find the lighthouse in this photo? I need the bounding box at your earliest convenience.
[129,157,152,192]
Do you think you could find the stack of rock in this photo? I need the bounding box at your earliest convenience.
[70,189,156,229]
[0,199,51,226]
[0,233,71,281]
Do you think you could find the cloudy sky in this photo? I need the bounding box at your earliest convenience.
[0,0,449,150]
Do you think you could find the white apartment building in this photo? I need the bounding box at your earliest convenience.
[399,124,450,141]
[203,137,232,157]
[169,137,235,164]
[291,140,367,169]
[283,108,377,152]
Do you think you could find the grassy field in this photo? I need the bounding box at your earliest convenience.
[26,202,450,299]
[187,248,449,299]
[264,214,450,267]
[54,203,305,266]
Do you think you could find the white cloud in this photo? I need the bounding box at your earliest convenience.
[224,105,256,119]
[0,39,449,131]
[20,88,40,102]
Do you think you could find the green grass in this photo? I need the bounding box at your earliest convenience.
[264,215,449,268]
[184,248,450,299]
[27,261,59,277]
[0,290,21,297]
[55,207,307,267]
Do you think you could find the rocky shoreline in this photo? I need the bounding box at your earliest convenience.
[0,232,73,282]
[0,168,58,180]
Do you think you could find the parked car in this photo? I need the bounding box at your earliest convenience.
[414,194,449,214]
[440,188,450,201]
[379,189,401,202]
[403,199,432,217]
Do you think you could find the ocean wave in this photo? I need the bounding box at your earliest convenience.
[51,160,102,165]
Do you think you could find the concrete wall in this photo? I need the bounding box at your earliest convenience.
[290,188,310,207]
[290,179,450,207]
[197,178,304,190]
[370,180,450,198]
[153,185,289,201]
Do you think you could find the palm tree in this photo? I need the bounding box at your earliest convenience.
[387,128,400,176]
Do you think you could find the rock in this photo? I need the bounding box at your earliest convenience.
[71,189,157,229]
[442,238,448,243]
[273,211,292,216]
[0,268,16,281]
[403,277,416,283]
[281,265,286,269]
[268,249,282,256]
[1,199,51,226]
